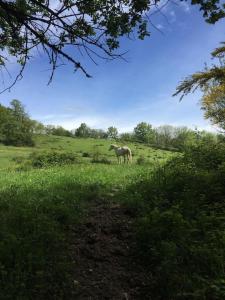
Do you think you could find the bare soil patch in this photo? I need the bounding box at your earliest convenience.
[70,198,151,300]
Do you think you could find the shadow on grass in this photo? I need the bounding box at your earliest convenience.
[0,180,105,300]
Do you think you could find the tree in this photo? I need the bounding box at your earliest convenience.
[45,125,55,135]
[155,125,175,147]
[75,123,91,138]
[174,43,225,131]
[202,84,225,130]
[51,126,73,137]
[172,126,196,150]
[89,129,107,139]
[31,120,45,134]
[107,126,118,139]
[120,132,134,142]
[134,122,154,143]
[0,0,224,92]
[0,100,34,146]
[0,104,11,142]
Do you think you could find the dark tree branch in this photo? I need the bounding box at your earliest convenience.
[0,0,224,92]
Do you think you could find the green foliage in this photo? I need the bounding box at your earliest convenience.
[0,162,156,299]
[0,100,35,146]
[0,134,176,170]
[46,125,73,137]
[0,164,132,299]
[134,122,154,143]
[1,134,224,299]
[75,123,91,138]
[174,43,225,130]
[1,0,224,88]
[136,155,148,165]
[89,129,107,139]
[192,0,225,24]
[107,126,118,139]
[125,139,225,299]
[91,157,111,164]
[30,151,78,168]
[184,140,225,170]
[0,187,78,299]
[91,145,111,164]
[119,132,134,142]
[82,151,91,157]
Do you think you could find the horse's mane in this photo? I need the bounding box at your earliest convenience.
[111,144,119,148]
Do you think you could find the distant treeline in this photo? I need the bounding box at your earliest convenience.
[0,100,223,149]
[0,100,35,146]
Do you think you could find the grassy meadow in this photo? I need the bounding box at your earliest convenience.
[1,135,224,299]
[0,135,176,299]
[0,134,175,170]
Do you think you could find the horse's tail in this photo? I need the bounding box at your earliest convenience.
[127,148,132,163]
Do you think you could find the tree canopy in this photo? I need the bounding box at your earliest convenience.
[134,122,154,143]
[0,0,225,91]
[174,43,225,131]
[107,126,118,139]
[0,99,35,145]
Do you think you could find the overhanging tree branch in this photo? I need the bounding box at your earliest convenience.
[0,0,224,92]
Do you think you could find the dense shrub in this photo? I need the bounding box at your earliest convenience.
[136,155,146,165]
[126,140,225,299]
[30,151,78,168]
[90,146,111,164]
[136,155,153,165]
[91,157,111,164]
[82,152,91,157]
[184,141,225,170]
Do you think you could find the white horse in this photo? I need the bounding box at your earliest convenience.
[109,144,132,164]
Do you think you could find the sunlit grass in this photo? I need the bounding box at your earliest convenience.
[0,134,176,170]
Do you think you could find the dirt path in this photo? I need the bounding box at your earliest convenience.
[70,197,152,300]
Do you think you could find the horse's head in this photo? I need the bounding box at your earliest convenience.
[108,144,117,151]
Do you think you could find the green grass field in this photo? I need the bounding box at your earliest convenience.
[0,134,175,170]
[0,135,178,299]
[0,136,224,299]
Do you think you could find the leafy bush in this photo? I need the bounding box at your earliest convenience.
[91,146,111,164]
[12,156,26,164]
[184,141,225,170]
[82,152,91,157]
[91,157,111,164]
[125,140,225,299]
[30,151,78,168]
[136,155,148,165]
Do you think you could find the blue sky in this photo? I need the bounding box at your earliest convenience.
[0,2,225,132]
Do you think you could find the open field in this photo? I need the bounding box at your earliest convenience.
[0,158,155,299]
[1,136,224,299]
[0,135,176,170]
[0,136,176,299]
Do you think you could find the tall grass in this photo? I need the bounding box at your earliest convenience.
[0,164,150,299]
[122,142,225,299]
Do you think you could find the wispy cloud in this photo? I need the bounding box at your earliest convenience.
[169,10,176,23]
[179,2,190,13]
[33,92,216,133]
[156,24,164,30]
